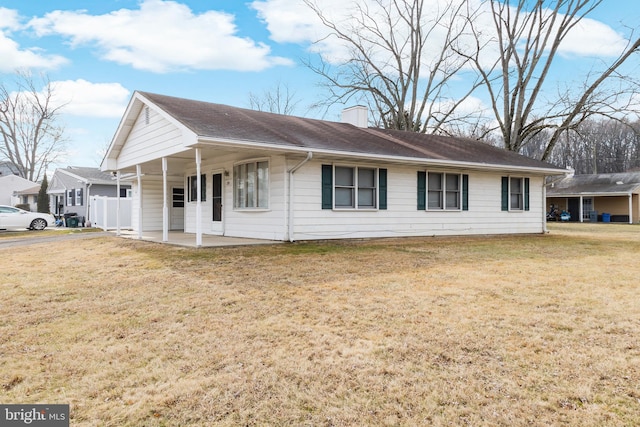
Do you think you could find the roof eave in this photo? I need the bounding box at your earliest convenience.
[548,191,634,197]
[197,136,567,175]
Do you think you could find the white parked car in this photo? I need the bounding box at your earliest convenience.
[0,205,56,231]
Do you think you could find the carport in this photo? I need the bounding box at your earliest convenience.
[546,172,640,224]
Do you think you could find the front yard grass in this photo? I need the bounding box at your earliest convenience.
[1,223,639,426]
[0,227,102,239]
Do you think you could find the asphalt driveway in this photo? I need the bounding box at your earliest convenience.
[0,231,112,250]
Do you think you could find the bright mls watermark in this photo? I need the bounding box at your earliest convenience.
[0,405,69,426]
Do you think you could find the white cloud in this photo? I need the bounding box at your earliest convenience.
[28,0,292,73]
[0,7,21,31]
[0,7,68,72]
[252,0,367,63]
[560,17,629,57]
[52,79,130,118]
[252,0,329,44]
[252,0,632,64]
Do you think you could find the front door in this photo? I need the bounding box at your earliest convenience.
[170,187,184,230]
[212,172,223,234]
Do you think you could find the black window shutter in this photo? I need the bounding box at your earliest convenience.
[379,168,387,210]
[201,174,206,202]
[501,177,509,211]
[417,171,426,210]
[70,189,75,206]
[321,165,333,209]
[524,177,530,211]
[462,174,469,211]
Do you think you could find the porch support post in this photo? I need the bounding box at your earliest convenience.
[195,148,202,247]
[85,183,92,225]
[162,157,169,242]
[629,193,633,224]
[579,195,584,223]
[116,171,121,236]
[542,183,547,233]
[137,164,143,239]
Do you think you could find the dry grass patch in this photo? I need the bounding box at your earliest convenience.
[0,227,102,240]
[1,223,640,426]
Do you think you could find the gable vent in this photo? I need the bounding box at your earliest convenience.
[144,106,150,125]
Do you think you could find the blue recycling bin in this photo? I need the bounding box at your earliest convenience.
[602,213,611,223]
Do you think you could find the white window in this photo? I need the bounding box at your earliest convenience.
[334,166,377,209]
[510,177,523,210]
[75,188,82,206]
[234,160,269,209]
[188,175,206,202]
[427,172,461,210]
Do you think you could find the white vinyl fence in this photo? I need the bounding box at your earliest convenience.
[90,196,132,230]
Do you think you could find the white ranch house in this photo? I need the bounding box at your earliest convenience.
[101,91,566,246]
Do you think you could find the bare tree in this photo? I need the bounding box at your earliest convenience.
[0,71,67,182]
[543,118,640,173]
[303,0,484,133]
[248,81,302,115]
[460,0,640,160]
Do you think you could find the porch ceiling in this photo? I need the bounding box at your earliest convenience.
[114,146,242,176]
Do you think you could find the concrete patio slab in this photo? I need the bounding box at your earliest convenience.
[113,230,283,248]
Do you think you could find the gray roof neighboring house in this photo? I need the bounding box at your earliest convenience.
[0,161,20,176]
[14,185,41,196]
[48,166,123,194]
[106,91,565,175]
[57,166,119,186]
[547,172,640,197]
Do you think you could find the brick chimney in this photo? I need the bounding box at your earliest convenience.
[341,105,368,128]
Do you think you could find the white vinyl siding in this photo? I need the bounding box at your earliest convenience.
[290,160,545,240]
[117,106,191,168]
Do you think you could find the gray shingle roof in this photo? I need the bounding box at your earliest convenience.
[59,167,117,185]
[0,161,20,176]
[139,91,564,173]
[547,172,640,195]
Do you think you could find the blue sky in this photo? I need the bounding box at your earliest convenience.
[1,0,639,171]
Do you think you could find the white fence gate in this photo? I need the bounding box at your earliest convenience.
[91,196,132,230]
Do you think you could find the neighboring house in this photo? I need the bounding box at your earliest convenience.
[0,161,20,177]
[546,172,640,223]
[12,184,41,211]
[0,174,36,206]
[48,166,131,224]
[101,91,566,245]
